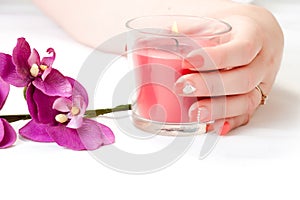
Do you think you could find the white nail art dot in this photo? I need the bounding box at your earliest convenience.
[183,83,196,94]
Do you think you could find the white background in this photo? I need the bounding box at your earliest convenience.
[0,1,300,200]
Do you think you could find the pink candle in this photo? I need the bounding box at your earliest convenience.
[126,15,231,134]
[132,38,198,123]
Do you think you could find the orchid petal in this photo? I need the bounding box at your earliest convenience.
[72,95,87,114]
[0,53,29,87]
[77,119,115,149]
[41,67,51,80]
[53,97,72,112]
[47,119,114,150]
[28,48,41,67]
[0,118,17,149]
[66,115,83,129]
[19,120,54,142]
[67,77,89,105]
[26,84,38,121]
[0,77,9,109]
[33,68,72,97]
[26,84,58,124]
[32,86,59,124]
[46,125,86,150]
[0,120,3,142]
[96,122,115,145]
[12,37,31,81]
[41,48,56,67]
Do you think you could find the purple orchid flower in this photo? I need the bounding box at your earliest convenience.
[0,37,114,150]
[19,78,115,150]
[0,37,72,97]
[48,93,115,150]
[0,77,17,149]
[25,77,88,125]
[53,95,87,129]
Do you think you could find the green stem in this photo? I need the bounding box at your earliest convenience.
[84,104,132,118]
[0,114,32,123]
[1,104,132,123]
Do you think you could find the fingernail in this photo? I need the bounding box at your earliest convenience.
[206,123,213,133]
[175,77,196,95]
[184,49,217,70]
[188,104,210,122]
[220,121,231,136]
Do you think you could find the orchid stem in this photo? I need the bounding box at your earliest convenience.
[1,104,132,123]
[0,114,31,123]
[84,104,132,118]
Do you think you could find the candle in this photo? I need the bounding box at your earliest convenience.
[132,38,197,123]
[126,15,231,135]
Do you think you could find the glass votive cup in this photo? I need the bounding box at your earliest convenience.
[126,15,231,136]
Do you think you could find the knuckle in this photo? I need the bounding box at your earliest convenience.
[246,68,256,93]
[246,91,258,114]
[241,39,257,65]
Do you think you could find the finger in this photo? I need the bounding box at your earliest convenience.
[183,16,263,71]
[206,114,251,136]
[188,88,261,122]
[173,18,231,37]
[175,52,266,96]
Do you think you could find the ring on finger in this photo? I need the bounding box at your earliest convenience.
[255,85,267,105]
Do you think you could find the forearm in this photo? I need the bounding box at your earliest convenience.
[32,0,233,48]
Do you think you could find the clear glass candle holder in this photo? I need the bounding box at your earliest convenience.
[126,15,231,136]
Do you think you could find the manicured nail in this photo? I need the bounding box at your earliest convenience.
[220,121,231,136]
[175,77,196,95]
[188,105,209,123]
[183,83,196,94]
[206,123,213,133]
[184,49,217,70]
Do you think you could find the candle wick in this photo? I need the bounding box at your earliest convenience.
[172,38,179,49]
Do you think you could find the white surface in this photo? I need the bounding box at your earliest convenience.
[0,1,300,200]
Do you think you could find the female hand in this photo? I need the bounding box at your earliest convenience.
[175,3,284,135]
[33,0,284,134]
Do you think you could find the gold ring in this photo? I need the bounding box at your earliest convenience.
[255,85,267,105]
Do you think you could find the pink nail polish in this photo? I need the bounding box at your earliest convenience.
[220,121,230,136]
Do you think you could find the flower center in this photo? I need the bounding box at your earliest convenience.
[55,114,68,123]
[70,106,80,116]
[30,64,49,77]
[40,64,48,71]
[30,64,39,77]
